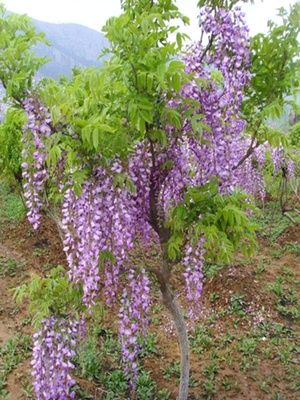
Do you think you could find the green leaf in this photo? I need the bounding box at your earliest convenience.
[172,72,181,92]
[92,128,99,149]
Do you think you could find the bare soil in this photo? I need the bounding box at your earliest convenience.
[0,213,300,399]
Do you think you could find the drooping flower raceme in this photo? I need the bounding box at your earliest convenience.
[118,268,150,382]
[22,96,52,230]
[31,316,79,400]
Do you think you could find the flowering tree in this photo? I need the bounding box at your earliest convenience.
[2,0,300,399]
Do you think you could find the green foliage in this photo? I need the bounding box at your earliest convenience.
[35,0,198,174]
[0,334,32,398]
[0,256,24,278]
[0,182,25,219]
[242,2,300,145]
[12,266,86,326]
[0,4,49,103]
[0,108,26,183]
[168,180,260,263]
[289,121,300,146]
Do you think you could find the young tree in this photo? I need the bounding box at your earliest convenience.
[3,0,300,399]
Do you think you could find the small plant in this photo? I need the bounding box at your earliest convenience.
[0,183,25,220]
[229,293,246,315]
[202,380,217,397]
[255,264,266,274]
[156,387,171,399]
[219,332,234,346]
[23,379,34,398]
[135,370,156,399]
[272,392,287,400]
[162,361,181,381]
[203,361,219,380]
[238,337,257,356]
[103,369,128,397]
[268,281,286,297]
[0,256,23,278]
[203,264,224,279]
[221,376,235,390]
[75,335,101,381]
[270,249,282,259]
[139,332,158,357]
[284,243,300,253]
[240,356,250,372]
[209,292,220,302]
[190,326,213,354]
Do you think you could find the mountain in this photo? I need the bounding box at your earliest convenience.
[0,15,109,119]
[32,19,109,79]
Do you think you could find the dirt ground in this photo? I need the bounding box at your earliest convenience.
[0,210,300,399]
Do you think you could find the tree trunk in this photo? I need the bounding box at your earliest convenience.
[160,281,190,400]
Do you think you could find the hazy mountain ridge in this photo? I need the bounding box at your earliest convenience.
[32,19,109,79]
[0,14,109,118]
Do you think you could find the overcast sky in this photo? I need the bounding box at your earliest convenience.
[2,0,297,40]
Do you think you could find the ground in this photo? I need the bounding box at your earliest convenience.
[0,184,300,400]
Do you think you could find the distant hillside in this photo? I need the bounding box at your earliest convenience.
[0,14,109,119]
[33,19,109,79]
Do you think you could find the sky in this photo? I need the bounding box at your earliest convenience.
[1,0,297,40]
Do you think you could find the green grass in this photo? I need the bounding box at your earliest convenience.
[0,182,25,220]
[0,334,32,398]
[0,256,26,277]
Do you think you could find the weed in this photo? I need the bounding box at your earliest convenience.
[284,243,300,253]
[203,361,219,380]
[162,361,180,381]
[260,380,270,393]
[32,248,50,256]
[240,356,250,372]
[272,393,287,400]
[219,333,233,346]
[75,335,101,381]
[229,293,247,315]
[0,183,25,220]
[268,281,286,297]
[255,264,266,274]
[23,379,34,398]
[43,262,53,272]
[238,337,257,356]
[209,292,220,302]
[0,256,23,277]
[278,346,291,365]
[190,326,213,354]
[221,376,236,390]
[103,369,128,396]
[135,370,156,399]
[203,264,224,279]
[270,249,282,259]
[280,265,294,276]
[156,387,171,399]
[202,379,217,397]
[261,347,273,359]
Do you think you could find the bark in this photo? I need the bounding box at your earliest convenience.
[150,247,190,400]
[147,137,190,399]
[160,280,190,400]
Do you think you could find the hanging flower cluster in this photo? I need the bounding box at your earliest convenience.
[118,269,150,381]
[272,146,295,178]
[183,237,205,319]
[22,96,52,229]
[31,316,79,400]
[61,161,138,308]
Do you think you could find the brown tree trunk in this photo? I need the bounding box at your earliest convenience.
[160,279,190,400]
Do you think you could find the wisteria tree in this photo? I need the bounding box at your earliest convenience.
[2,0,300,399]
